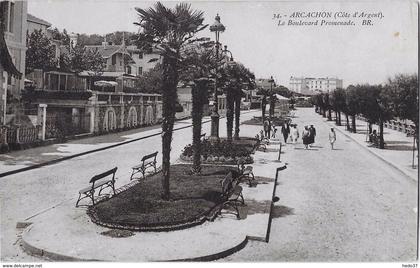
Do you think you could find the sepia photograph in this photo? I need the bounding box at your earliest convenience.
[0,0,418,265]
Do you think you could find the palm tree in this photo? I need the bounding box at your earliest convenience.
[220,62,255,141]
[180,45,218,173]
[134,2,207,200]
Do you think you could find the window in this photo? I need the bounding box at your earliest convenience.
[138,53,143,59]
[138,67,143,75]
[1,2,14,33]
[111,54,116,65]
[8,2,14,33]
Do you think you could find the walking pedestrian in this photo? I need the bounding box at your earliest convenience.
[309,124,316,147]
[281,123,290,143]
[271,122,277,139]
[302,126,311,149]
[290,124,299,144]
[329,128,336,150]
[263,120,270,138]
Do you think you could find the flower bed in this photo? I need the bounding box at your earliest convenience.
[88,164,238,231]
[242,116,290,126]
[181,138,258,164]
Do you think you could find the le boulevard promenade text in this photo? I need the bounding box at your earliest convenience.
[274,11,384,27]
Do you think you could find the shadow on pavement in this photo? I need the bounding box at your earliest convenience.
[271,205,295,218]
[384,145,416,151]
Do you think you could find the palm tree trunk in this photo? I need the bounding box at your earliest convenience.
[327,109,332,121]
[234,94,241,140]
[191,85,204,174]
[226,90,234,141]
[261,96,267,123]
[161,58,178,200]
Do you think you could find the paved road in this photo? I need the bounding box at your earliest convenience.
[224,108,417,262]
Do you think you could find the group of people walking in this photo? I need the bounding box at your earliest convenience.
[263,119,337,149]
[278,123,316,148]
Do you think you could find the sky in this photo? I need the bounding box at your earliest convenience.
[27,0,418,87]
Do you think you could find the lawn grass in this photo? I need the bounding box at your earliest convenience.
[91,164,238,229]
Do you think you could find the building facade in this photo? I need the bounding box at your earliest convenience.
[289,76,343,94]
[0,1,27,124]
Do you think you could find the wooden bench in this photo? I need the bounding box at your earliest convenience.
[237,159,255,186]
[255,134,269,152]
[76,167,117,207]
[218,172,245,219]
[130,151,158,180]
[200,133,207,142]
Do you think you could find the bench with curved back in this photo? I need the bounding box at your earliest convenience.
[76,167,117,207]
[130,151,158,180]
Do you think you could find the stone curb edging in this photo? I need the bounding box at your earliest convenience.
[20,224,249,262]
[326,120,417,182]
[21,227,99,262]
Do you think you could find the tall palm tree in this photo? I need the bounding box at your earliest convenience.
[180,45,218,173]
[134,2,207,200]
[220,63,255,141]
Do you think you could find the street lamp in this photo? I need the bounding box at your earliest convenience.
[268,76,275,120]
[209,14,225,141]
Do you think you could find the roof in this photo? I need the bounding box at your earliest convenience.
[78,71,125,78]
[85,45,128,59]
[27,14,52,27]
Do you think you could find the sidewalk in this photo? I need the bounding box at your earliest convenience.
[19,113,287,261]
[324,115,418,182]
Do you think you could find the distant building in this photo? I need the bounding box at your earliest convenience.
[289,76,343,94]
[85,42,133,73]
[126,46,161,76]
[27,13,51,36]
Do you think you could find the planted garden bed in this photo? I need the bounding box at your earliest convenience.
[180,137,258,164]
[88,164,238,231]
[242,116,290,126]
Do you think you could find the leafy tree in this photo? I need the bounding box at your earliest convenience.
[329,88,346,125]
[358,85,394,148]
[345,85,361,133]
[25,29,57,74]
[136,64,163,93]
[386,74,419,146]
[134,2,207,200]
[219,62,254,140]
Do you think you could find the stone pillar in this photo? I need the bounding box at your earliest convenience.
[38,104,47,140]
[89,107,95,133]
[2,71,8,125]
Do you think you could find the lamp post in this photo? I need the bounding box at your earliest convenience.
[268,76,275,121]
[209,14,225,142]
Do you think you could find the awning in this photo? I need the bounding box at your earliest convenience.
[94,80,118,87]
[0,22,22,79]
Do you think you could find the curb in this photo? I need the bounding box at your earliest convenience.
[20,224,249,262]
[21,227,98,262]
[327,120,417,182]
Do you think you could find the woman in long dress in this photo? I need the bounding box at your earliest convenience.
[329,128,336,149]
[302,126,310,149]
